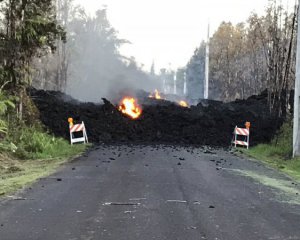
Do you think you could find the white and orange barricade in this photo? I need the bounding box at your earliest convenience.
[232,122,250,149]
[68,118,88,145]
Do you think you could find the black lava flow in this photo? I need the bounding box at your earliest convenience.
[30,89,283,147]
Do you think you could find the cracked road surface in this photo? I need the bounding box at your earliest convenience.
[1,145,300,240]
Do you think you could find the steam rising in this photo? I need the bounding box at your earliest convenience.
[65,8,160,102]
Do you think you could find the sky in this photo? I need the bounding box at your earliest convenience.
[74,0,288,72]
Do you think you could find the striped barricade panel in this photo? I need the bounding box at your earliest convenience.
[233,140,249,147]
[70,123,84,133]
[235,127,249,136]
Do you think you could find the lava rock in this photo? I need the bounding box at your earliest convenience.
[29,88,283,147]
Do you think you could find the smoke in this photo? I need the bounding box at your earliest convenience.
[67,61,160,103]
[65,7,160,103]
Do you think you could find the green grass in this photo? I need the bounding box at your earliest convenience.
[0,125,88,196]
[5,124,88,160]
[0,93,89,196]
[0,144,87,196]
[242,121,300,180]
[231,169,300,205]
[0,156,70,195]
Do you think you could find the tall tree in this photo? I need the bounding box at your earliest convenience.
[186,0,297,117]
[0,0,65,88]
[32,0,74,91]
[0,0,65,117]
[186,41,206,100]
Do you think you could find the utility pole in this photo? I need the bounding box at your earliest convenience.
[183,71,187,96]
[204,22,210,99]
[163,77,167,94]
[174,72,177,95]
[293,0,300,157]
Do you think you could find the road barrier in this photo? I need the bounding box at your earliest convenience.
[68,118,88,145]
[232,122,250,149]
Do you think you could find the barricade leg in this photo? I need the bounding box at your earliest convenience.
[247,135,249,149]
[83,122,88,143]
[84,130,88,143]
[234,127,237,148]
[70,132,73,145]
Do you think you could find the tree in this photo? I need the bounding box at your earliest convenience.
[257,2,297,116]
[0,0,65,117]
[186,0,297,117]
[150,61,155,76]
[186,41,206,100]
[0,0,65,87]
[63,6,160,102]
[175,68,186,96]
[32,0,75,91]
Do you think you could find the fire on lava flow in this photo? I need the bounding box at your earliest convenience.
[149,89,163,100]
[118,97,142,119]
[179,100,189,108]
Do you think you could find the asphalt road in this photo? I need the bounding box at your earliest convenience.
[1,144,300,240]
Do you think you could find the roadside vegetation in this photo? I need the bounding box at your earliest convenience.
[0,90,87,196]
[0,0,88,196]
[243,120,300,180]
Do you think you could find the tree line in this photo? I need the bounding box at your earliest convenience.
[0,0,158,105]
[1,0,298,117]
[0,0,65,117]
[185,1,298,117]
[32,0,158,102]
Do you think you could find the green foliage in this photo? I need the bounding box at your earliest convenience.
[0,119,7,134]
[0,96,15,116]
[0,90,85,160]
[186,41,206,99]
[0,150,86,195]
[0,140,17,152]
[186,0,297,109]
[0,0,65,88]
[0,90,15,134]
[245,120,300,180]
[7,124,86,160]
[272,121,293,157]
[247,121,292,160]
[0,120,87,196]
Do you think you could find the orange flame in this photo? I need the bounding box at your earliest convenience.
[179,100,189,108]
[149,89,163,100]
[118,97,142,119]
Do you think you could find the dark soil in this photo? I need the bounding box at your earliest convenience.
[29,89,283,147]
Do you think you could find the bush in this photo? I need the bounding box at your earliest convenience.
[246,120,293,162]
[0,90,86,160]
[14,127,53,158]
[8,125,84,159]
[0,90,15,135]
[271,120,293,158]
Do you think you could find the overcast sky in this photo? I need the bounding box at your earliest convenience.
[74,0,291,72]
